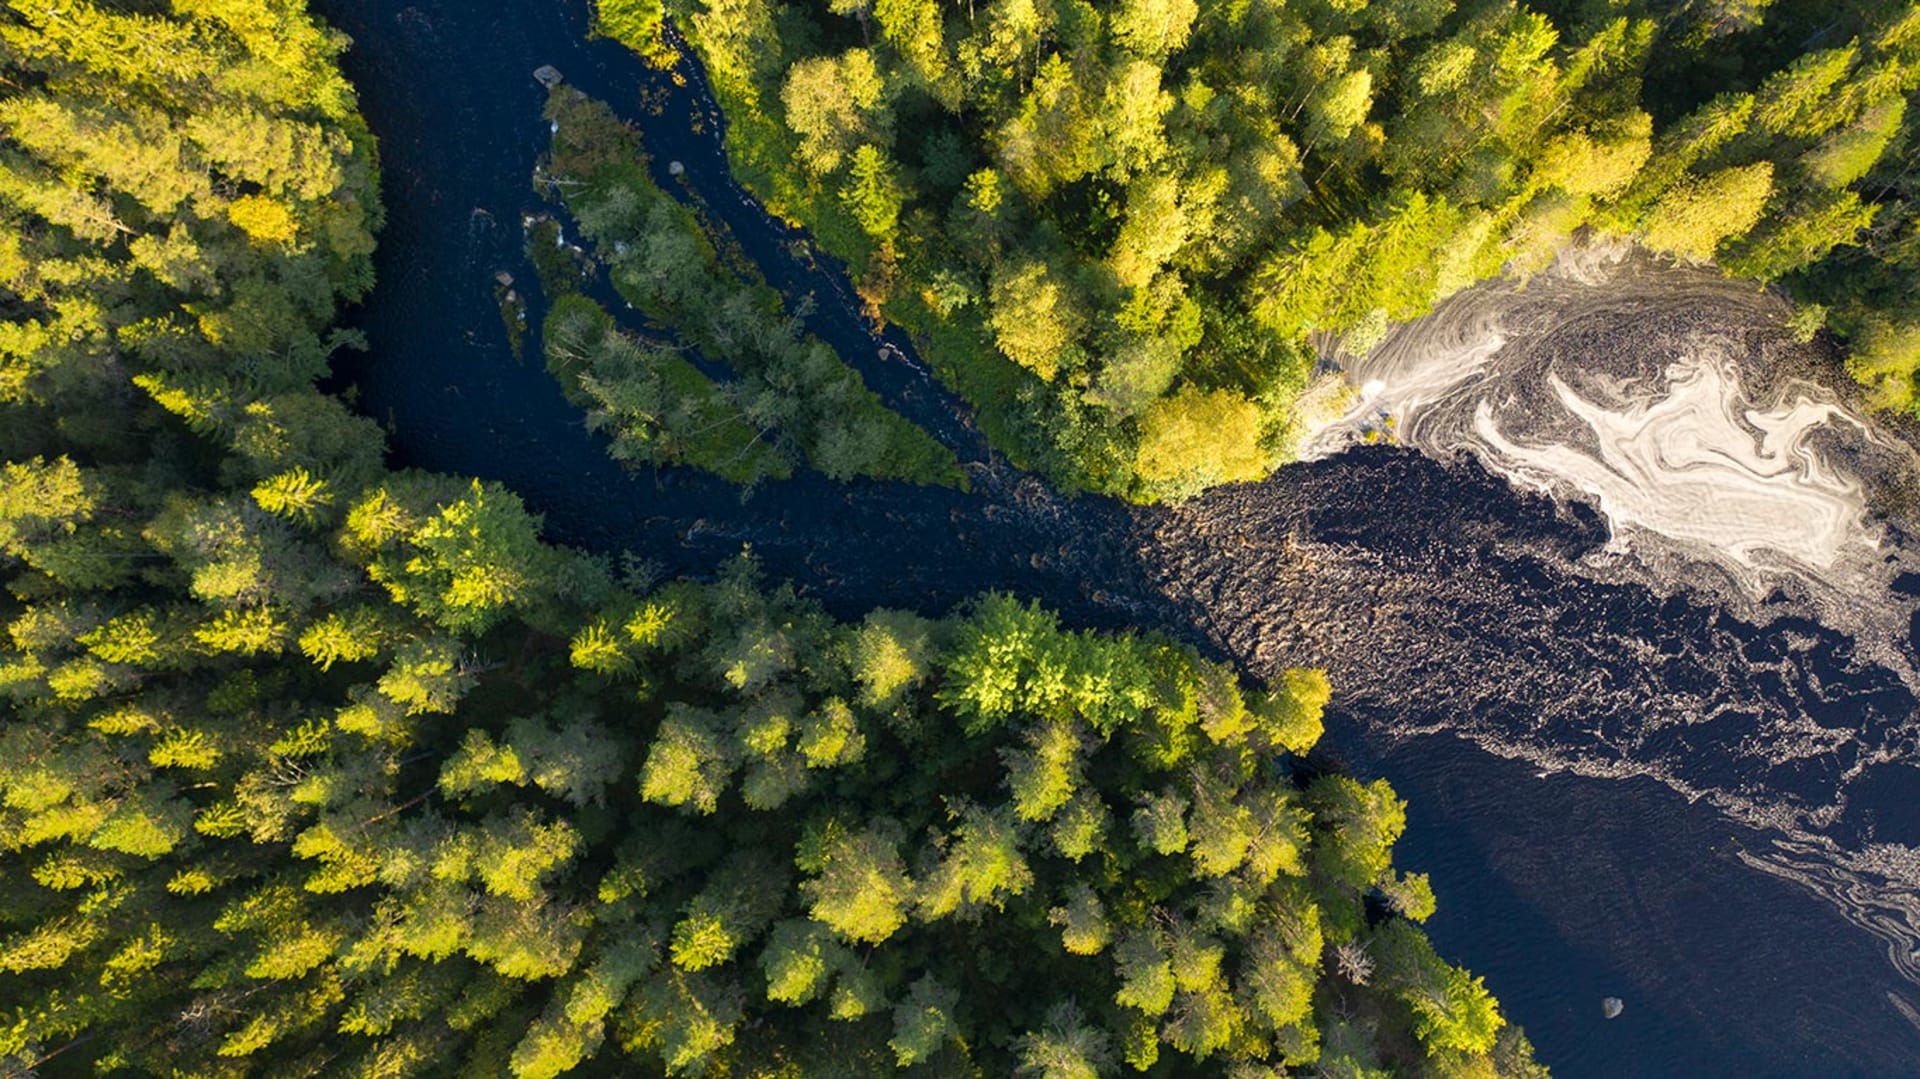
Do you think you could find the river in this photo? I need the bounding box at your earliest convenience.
[318,1,1920,1073]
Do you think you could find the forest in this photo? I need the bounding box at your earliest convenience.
[584,0,1920,499]
[0,0,1550,1075]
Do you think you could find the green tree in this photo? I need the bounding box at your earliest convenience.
[842,144,905,242]
[890,975,962,1065]
[989,258,1085,381]
[594,0,678,67]
[781,50,889,175]
[798,820,913,944]
[850,608,937,707]
[346,478,552,635]
[1640,161,1775,261]
[1133,388,1269,497]
[1110,0,1198,59]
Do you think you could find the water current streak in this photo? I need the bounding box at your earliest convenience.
[1741,834,1920,987]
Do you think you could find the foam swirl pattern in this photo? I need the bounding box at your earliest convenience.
[1307,242,1920,678]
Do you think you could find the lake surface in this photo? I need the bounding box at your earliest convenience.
[318,1,1920,1072]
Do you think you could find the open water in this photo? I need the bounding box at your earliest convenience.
[318,1,1920,1072]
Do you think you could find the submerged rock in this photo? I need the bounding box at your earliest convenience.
[1603,996,1625,1019]
[533,64,563,89]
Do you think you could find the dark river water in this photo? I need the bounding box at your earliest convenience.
[318,1,1920,1073]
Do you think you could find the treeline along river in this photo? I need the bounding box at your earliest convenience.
[319,1,1920,1073]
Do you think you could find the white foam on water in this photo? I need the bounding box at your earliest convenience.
[1478,360,1874,576]
[1303,243,1918,675]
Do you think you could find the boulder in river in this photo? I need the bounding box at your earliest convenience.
[1602,996,1625,1019]
[532,65,564,89]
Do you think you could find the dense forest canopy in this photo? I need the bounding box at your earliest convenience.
[0,1,1547,1075]
[596,0,1920,499]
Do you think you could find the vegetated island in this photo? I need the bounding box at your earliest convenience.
[533,87,966,489]
[0,2,1549,1077]
[592,0,1920,501]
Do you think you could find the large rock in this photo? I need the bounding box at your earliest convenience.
[1602,996,1625,1020]
[533,65,564,89]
